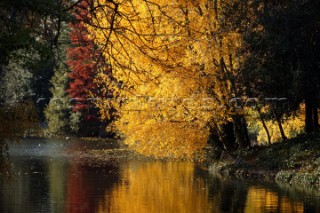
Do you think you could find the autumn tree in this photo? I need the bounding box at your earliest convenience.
[84,0,253,158]
[67,1,97,112]
[66,0,113,136]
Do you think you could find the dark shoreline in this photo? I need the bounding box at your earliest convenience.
[207,133,320,189]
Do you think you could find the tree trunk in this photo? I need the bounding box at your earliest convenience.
[221,122,237,151]
[232,115,250,148]
[241,116,251,146]
[208,127,223,160]
[272,103,287,141]
[313,104,319,132]
[257,105,271,144]
[305,97,314,133]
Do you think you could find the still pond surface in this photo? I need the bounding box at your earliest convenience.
[1,138,320,213]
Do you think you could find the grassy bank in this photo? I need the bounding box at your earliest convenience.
[208,133,320,188]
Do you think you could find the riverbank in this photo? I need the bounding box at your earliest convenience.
[208,133,320,188]
[68,138,155,166]
[19,134,320,188]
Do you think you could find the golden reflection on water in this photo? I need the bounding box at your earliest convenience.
[245,187,304,213]
[2,139,316,213]
[97,161,216,213]
[95,161,305,213]
[1,157,312,213]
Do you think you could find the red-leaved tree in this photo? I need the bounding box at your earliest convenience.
[66,1,111,136]
[67,1,96,112]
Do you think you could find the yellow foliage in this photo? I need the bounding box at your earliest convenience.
[121,120,209,159]
[87,0,247,158]
[247,104,305,144]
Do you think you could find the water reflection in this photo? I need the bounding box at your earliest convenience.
[65,162,119,213]
[96,162,312,213]
[98,162,210,213]
[1,139,320,213]
[245,187,303,213]
[48,158,68,212]
[0,158,51,212]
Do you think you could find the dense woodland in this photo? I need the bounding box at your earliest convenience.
[0,0,319,160]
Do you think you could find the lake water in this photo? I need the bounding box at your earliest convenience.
[1,138,320,213]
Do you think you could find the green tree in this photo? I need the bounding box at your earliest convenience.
[44,63,72,136]
[0,50,37,103]
[44,26,81,136]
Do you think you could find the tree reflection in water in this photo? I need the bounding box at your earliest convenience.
[65,162,120,213]
[97,161,212,213]
[95,161,310,213]
[1,139,319,213]
[245,187,303,213]
[0,144,14,183]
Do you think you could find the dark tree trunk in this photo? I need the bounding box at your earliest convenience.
[305,97,316,133]
[313,104,319,132]
[221,122,237,151]
[272,103,287,141]
[257,105,271,144]
[241,116,251,146]
[232,115,250,149]
[208,130,223,160]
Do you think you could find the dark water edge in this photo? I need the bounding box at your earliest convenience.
[1,138,320,213]
[209,161,320,189]
[207,133,320,189]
